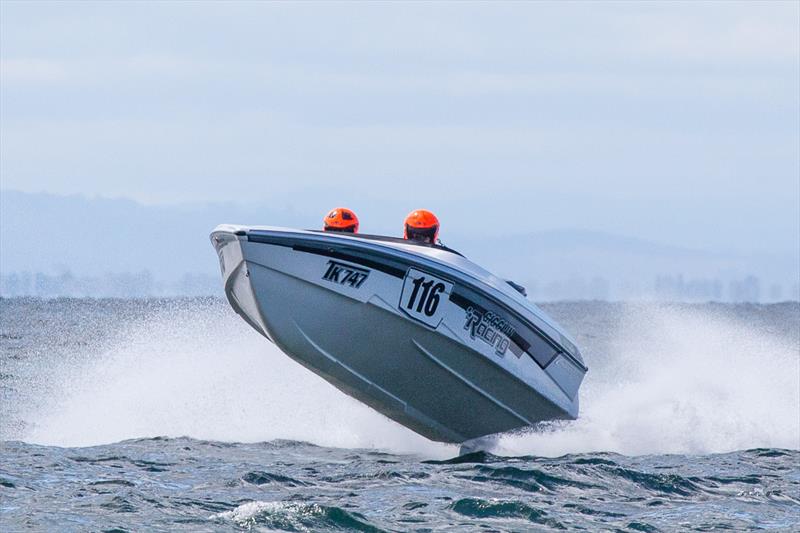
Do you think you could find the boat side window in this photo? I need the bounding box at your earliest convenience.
[506,280,527,297]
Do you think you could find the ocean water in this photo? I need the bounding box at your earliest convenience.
[1,298,798,531]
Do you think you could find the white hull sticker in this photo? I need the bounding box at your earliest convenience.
[398,268,453,328]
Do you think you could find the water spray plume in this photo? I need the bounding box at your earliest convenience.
[11,302,799,457]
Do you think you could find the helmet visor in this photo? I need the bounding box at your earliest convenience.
[324,224,356,233]
[405,224,438,243]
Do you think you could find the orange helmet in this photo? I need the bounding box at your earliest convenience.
[404,209,439,243]
[323,207,359,233]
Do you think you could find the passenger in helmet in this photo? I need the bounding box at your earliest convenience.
[404,209,439,244]
[323,207,359,233]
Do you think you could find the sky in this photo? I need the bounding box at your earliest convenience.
[1,1,798,252]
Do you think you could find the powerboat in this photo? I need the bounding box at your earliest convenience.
[210,225,587,445]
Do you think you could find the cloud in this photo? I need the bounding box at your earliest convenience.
[0,1,797,254]
[620,7,800,64]
[0,58,67,83]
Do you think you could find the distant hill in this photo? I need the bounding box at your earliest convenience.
[1,190,797,301]
[0,190,306,280]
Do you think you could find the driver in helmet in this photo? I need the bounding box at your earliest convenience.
[323,207,359,233]
[403,209,439,244]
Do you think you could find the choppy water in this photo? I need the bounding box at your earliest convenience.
[1,298,799,531]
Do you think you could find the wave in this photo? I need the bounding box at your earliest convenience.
[211,501,383,532]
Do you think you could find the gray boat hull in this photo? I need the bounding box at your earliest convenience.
[211,225,586,444]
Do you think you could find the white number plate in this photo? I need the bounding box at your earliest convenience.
[399,268,453,328]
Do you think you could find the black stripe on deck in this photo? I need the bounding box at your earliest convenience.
[292,245,407,279]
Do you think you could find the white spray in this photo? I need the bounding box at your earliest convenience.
[500,304,800,456]
[16,302,799,457]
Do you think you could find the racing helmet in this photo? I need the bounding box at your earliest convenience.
[404,209,439,243]
[323,207,359,233]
